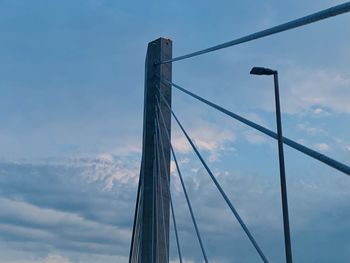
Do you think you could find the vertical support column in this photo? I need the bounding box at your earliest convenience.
[138,38,172,263]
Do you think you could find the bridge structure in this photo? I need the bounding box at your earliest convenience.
[129,2,350,263]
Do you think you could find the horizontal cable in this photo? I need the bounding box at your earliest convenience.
[155,111,183,263]
[160,2,350,64]
[156,99,209,263]
[158,93,269,263]
[161,78,350,176]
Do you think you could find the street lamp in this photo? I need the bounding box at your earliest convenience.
[250,67,293,263]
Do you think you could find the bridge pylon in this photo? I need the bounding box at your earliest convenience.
[129,37,172,263]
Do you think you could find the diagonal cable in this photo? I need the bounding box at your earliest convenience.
[154,122,170,262]
[128,172,141,263]
[160,77,350,176]
[160,2,350,64]
[135,187,144,263]
[157,93,269,263]
[152,138,159,262]
[130,165,145,263]
[155,97,209,263]
[132,176,144,263]
[155,109,183,263]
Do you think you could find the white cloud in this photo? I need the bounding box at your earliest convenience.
[0,159,137,262]
[1,155,350,262]
[311,107,330,116]
[0,253,128,263]
[0,254,73,263]
[0,155,140,192]
[0,197,131,243]
[314,143,330,152]
[297,122,328,136]
[242,112,268,127]
[110,141,142,156]
[170,260,195,263]
[173,167,350,262]
[34,254,73,263]
[172,132,192,154]
[282,69,350,114]
[170,160,176,174]
[254,68,350,115]
[97,153,114,162]
[172,121,236,162]
[296,138,307,145]
[79,155,140,190]
[244,130,268,144]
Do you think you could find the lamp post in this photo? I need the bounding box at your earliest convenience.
[250,67,293,263]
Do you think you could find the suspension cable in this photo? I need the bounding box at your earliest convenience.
[154,123,170,262]
[160,2,350,64]
[129,169,141,263]
[155,97,209,263]
[160,78,350,176]
[155,109,183,263]
[136,186,145,263]
[130,161,146,263]
[152,135,158,263]
[158,93,269,263]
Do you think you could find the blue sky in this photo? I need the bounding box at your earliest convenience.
[0,0,350,262]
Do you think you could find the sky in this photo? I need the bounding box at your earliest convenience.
[0,0,350,262]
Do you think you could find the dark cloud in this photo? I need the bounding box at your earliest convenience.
[0,153,349,262]
[168,165,350,262]
[0,157,139,262]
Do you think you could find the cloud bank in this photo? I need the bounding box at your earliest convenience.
[2,153,348,262]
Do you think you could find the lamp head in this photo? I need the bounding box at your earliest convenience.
[250,67,277,76]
